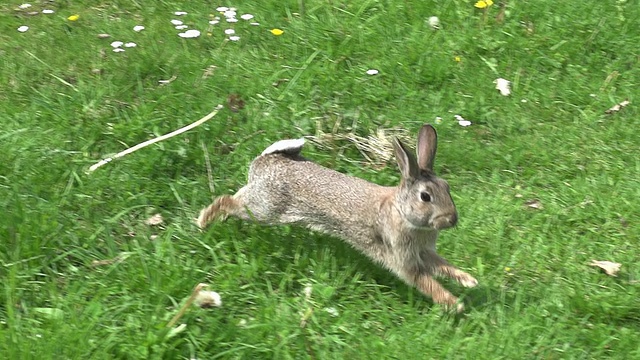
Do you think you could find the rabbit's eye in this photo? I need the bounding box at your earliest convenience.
[420,192,431,202]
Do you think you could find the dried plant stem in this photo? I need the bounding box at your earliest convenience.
[166,283,208,329]
[88,105,223,173]
[200,140,215,196]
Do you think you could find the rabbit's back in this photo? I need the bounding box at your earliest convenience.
[244,153,393,248]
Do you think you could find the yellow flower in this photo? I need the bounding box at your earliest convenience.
[504,267,512,272]
[474,0,493,9]
[67,14,80,21]
[454,56,461,62]
[270,28,284,36]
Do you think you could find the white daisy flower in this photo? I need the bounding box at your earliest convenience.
[110,41,124,48]
[171,19,183,25]
[113,48,125,53]
[366,69,379,75]
[17,25,29,32]
[42,9,55,14]
[209,20,220,25]
[19,4,32,9]
[216,6,229,12]
[223,10,237,18]
[133,25,145,32]
[178,29,200,38]
[174,11,187,16]
[226,18,238,23]
[124,42,137,47]
[224,29,235,35]
[229,36,240,41]
[175,25,188,30]
[240,14,254,20]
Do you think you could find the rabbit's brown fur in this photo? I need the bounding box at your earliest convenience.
[198,124,477,311]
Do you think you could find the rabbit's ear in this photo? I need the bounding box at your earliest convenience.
[416,124,437,172]
[393,138,420,180]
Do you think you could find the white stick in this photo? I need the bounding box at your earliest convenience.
[88,105,223,173]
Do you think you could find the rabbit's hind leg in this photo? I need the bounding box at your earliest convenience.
[197,193,250,229]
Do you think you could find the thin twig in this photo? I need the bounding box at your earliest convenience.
[88,105,223,173]
[166,283,208,329]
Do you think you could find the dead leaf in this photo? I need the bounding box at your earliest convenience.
[227,94,245,112]
[495,2,507,24]
[194,288,222,308]
[202,65,217,79]
[145,213,164,226]
[590,260,621,277]
[91,252,131,267]
[605,100,630,114]
[524,199,543,209]
[272,78,290,87]
[494,78,511,96]
[97,33,111,39]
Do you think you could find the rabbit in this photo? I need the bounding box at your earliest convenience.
[197,124,478,312]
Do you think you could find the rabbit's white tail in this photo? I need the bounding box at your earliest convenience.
[261,138,305,156]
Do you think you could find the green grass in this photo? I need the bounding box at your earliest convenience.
[1,0,639,358]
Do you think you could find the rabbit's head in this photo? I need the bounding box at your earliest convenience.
[393,125,457,231]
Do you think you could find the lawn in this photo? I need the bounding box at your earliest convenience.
[1,0,639,359]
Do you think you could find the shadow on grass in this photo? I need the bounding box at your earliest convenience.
[211,219,504,314]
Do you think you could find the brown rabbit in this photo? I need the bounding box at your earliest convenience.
[198,124,477,311]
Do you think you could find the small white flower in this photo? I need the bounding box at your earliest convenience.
[366,69,379,75]
[42,9,54,14]
[133,25,145,32]
[435,116,443,124]
[494,78,511,96]
[521,99,528,103]
[216,6,229,12]
[174,11,188,16]
[229,36,240,41]
[113,48,125,53]
[224,29,235,35]
[454,115,472,127]
[428,16,440,29]
[250,22,260,26]
[110,41,124,48]
[171,19,183,25]
[303,285,312,299]
[17,25,29,33]
[19,4,32,9]
[240,14,254,20]
[226,18,238,23]
[323,307,339,317]
[223,10,237,18]
[124,42,137,47]
[175,25,188,30]
[209,20,220,25]
[178,29,201,38]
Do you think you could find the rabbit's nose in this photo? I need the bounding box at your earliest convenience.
[449,212,458,226]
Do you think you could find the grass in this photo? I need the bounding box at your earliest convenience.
[1,0,639,358]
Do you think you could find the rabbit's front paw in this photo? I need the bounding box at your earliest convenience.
[457,272,478,288]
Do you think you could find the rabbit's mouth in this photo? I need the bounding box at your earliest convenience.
[431,213,458,230]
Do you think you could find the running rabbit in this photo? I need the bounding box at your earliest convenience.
[197,124,477,311]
